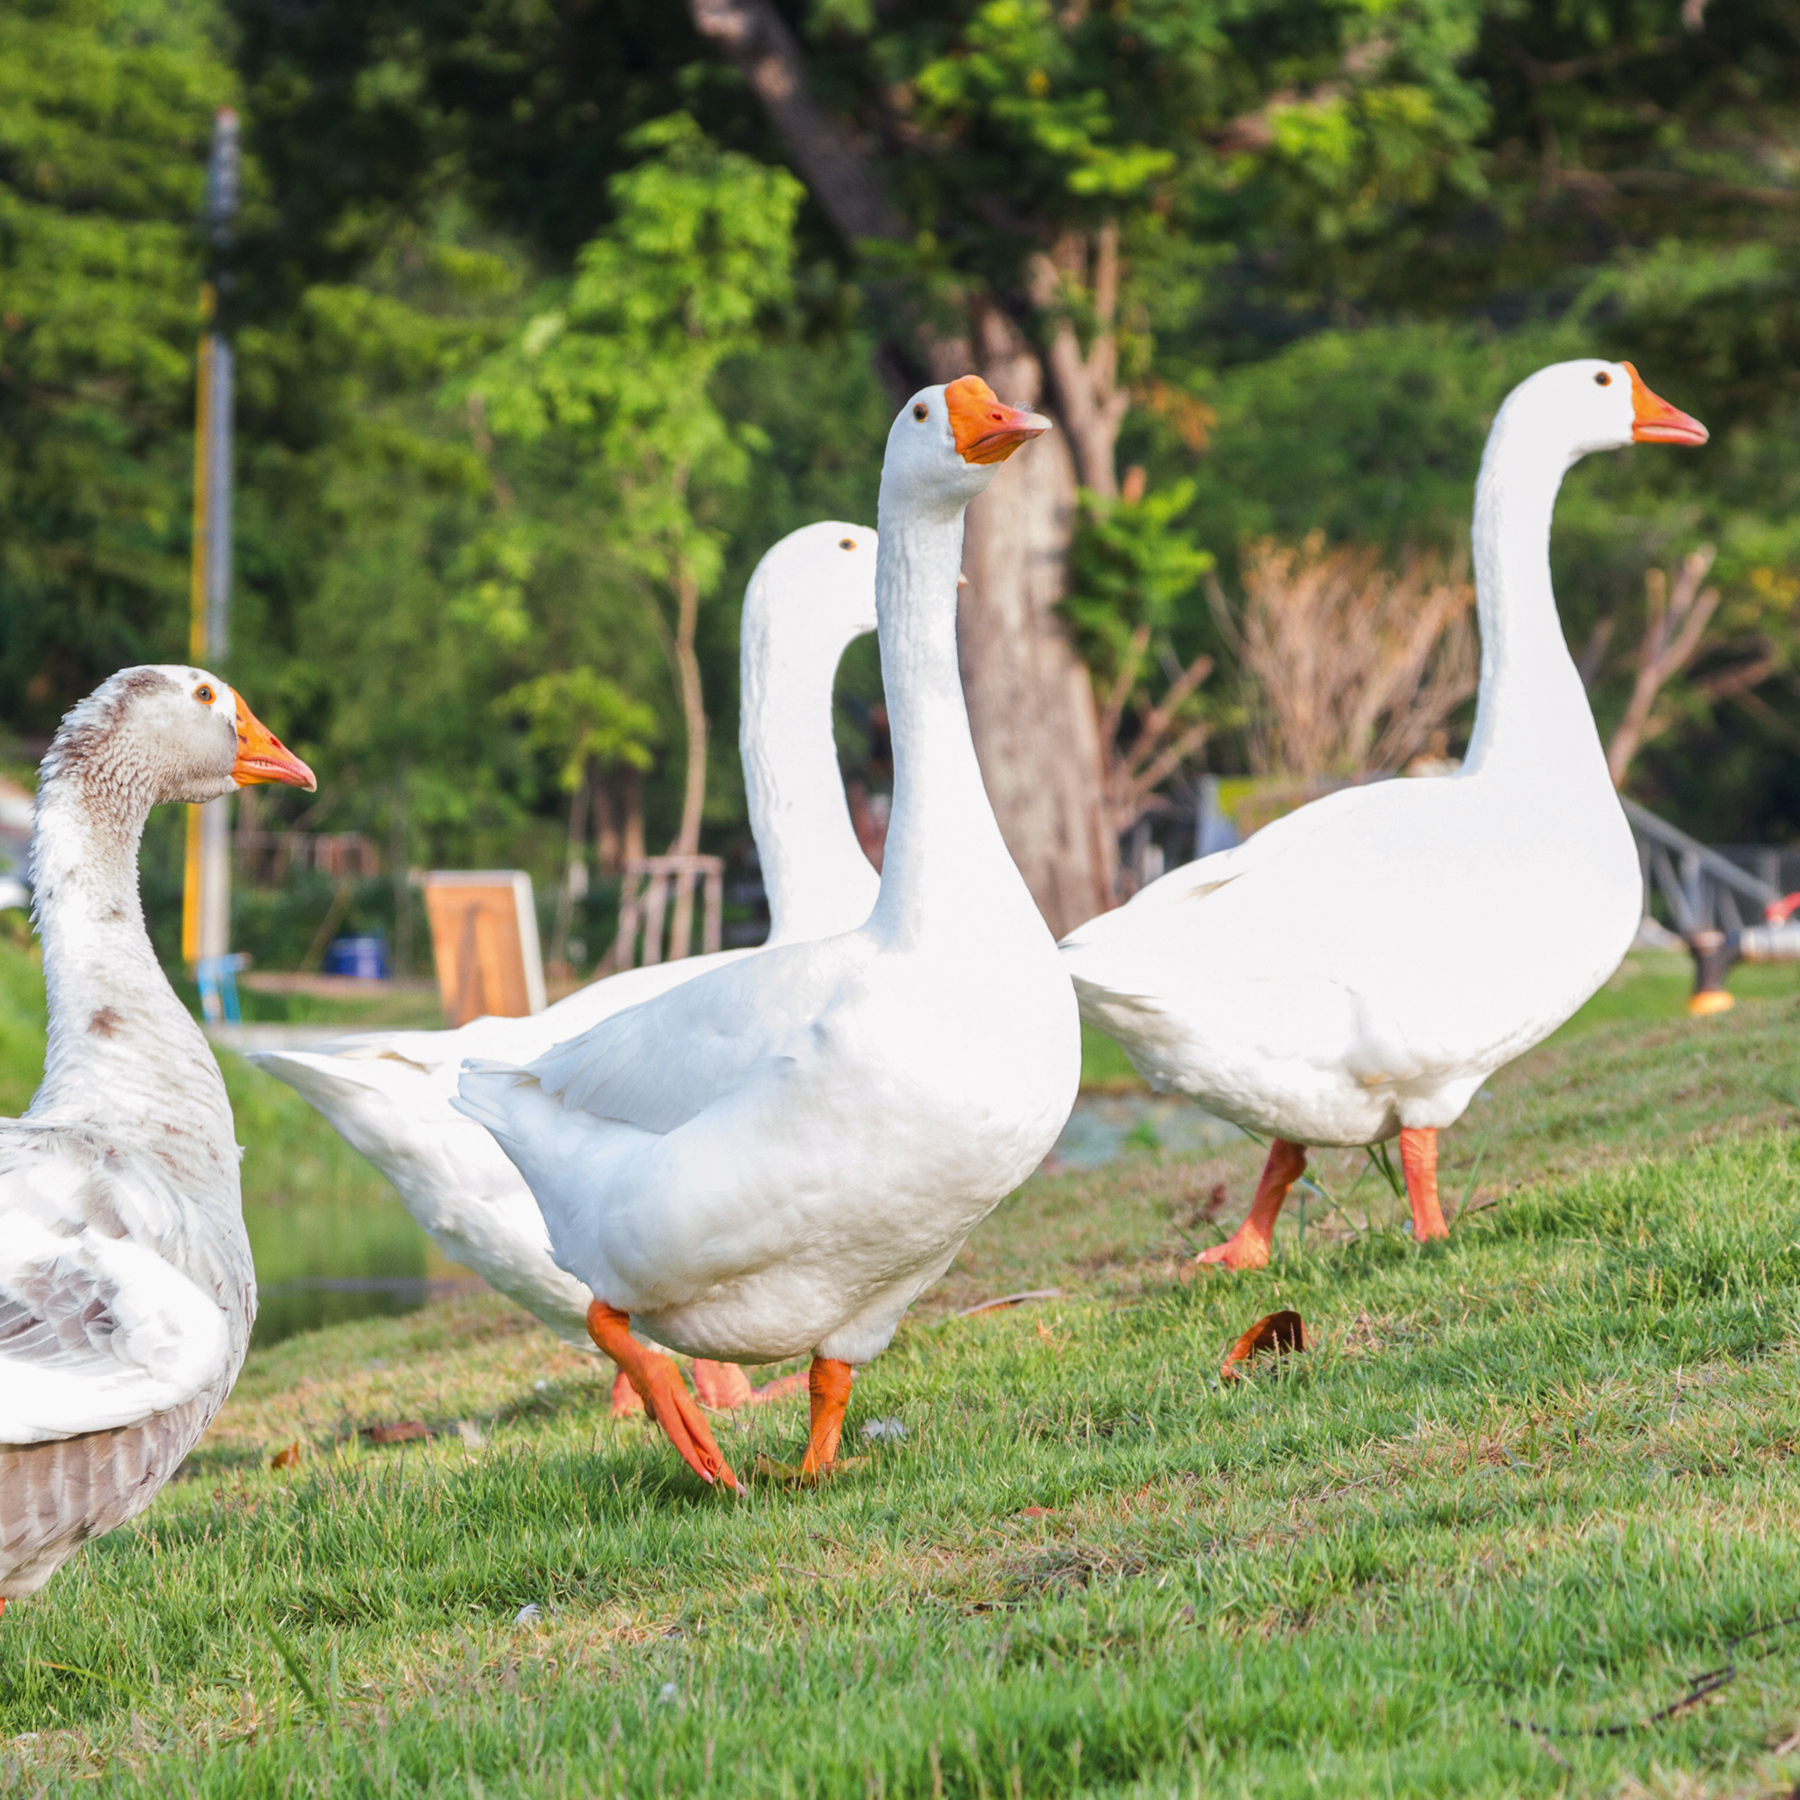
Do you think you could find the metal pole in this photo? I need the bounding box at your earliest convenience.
[183,109,240,1017]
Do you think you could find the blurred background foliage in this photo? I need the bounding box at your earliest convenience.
[4,0,1800,973]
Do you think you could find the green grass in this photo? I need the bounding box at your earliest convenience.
[5,958,1800,1795]
[1549,949,1799,1038]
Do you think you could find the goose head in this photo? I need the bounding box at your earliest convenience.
[881,377,1052,519]
[1502,359,1708,470]
[749,521,880,646]
[44,665,316,811]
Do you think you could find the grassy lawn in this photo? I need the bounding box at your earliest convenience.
[3,955,1800,1795]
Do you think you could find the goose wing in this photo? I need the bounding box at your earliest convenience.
[468,937,860,1140]
[0,1157,228,1444]
[1063,779,1461,988]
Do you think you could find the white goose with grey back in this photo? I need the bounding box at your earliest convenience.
[1060,361,1708,1268]
[454,379,1081,1491]
[0,666,315,1608]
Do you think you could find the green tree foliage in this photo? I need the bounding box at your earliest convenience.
[9,0,1800,960]
[1067,485,1212,663]
[503,669,657,793]
[471,115,803,612]
[468,113,804,854]
[0,0,230,723]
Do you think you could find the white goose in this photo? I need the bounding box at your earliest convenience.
[248,523,881,1384]
[455,379,1080,1490]
[1060,361,1707,1267]
[0,667,314,1609]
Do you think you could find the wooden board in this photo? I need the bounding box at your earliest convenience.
[422,871,546,1027]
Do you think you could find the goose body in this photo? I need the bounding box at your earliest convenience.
[1064,768,1639,1149]
[455,380,1081,1485]
[250,523,882,1349]
[0,668,314,1602]
[1060,361,1707,1260]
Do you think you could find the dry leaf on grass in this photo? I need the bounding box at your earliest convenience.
[268,1441,303,1470]
[1221,1310,1306,1382]
[754,1452,870,1485]
[362,1420,435,1446]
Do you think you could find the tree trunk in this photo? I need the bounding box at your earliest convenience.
[389,771,412,977]
[686,0,1118,936]
[946,306,1116,937]
[1030,225,1131,501]
[621,766,646,867]
[549,761,591,968]
[592,771,622,874]
[668,563,708,858]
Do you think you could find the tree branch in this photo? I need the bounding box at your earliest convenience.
[1127,651,1214,776]
[687,0,903,245]
[1606,545,1719,787]
[1029,226,1131,495]
[1096,621,1151,754]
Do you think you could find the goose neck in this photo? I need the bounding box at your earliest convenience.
[741,616,873,946]
[29,772,235,1181]
[1462,415,1609,784]
[867,502,1038,946]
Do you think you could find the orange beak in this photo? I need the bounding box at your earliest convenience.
[945,375,1053,465]
[232,692,316,791]
[1625,363,1708,446]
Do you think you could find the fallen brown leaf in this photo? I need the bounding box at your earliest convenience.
[362,1420,433,1446]
[754,1452,870,1486]
[269,1441,303,1470]
[1221,1310,1306,1383]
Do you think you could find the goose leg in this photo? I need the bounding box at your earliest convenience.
[587,1301,741,1492]
[1198,1138,1308,1270]
[1399,1127,1449,1242]
[798,1357,854,1478]
[612,1360,753,1414]
[692,1361,756,1408]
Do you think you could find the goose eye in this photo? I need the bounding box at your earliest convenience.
[1594,371,1612,387]
[912,402,929,421]
[193,684,215,704]
[839,538,856,551]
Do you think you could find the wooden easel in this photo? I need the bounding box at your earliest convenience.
[423,871,547,1026]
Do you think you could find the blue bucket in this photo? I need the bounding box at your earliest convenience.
[324,934,391,980]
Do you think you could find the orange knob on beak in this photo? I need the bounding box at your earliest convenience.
[945,375,1053,465]
[232,692,316,791]
[1625,363,1708,446]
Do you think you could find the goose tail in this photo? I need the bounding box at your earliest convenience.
[451,1059,537,1147]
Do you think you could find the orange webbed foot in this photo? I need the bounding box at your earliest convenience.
[1196,1139,1307,1271]
[1197,1223,1273,1270]
[588,1301,741,1492]
[691,1360,755,1409]
[749,1369,810,1404]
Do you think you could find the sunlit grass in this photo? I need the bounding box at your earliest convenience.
[0,960,1797,1794]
